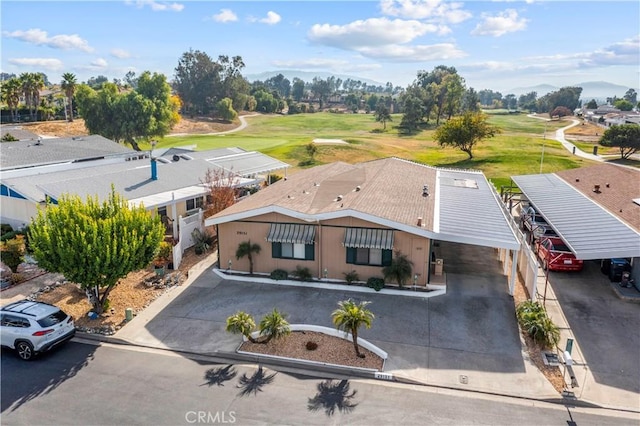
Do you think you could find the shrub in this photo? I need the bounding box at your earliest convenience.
[343,270,359,284]
[0,230,19,242]
[9,273,23,285]
[192,228,215,255]
[516,300,560,349]
[1,236,25,272]
[306,341,318,351]
[367,277,385,291]
[0,224,14,235]
[155,241,172,265]
[292,265,313,281]
[270,269,288,281]
[1,133,18,142]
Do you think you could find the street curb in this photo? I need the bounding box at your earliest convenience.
[74,331,639,414]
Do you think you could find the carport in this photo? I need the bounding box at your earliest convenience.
[511,174,640,261]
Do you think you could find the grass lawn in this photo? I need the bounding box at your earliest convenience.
[157,112,603,188]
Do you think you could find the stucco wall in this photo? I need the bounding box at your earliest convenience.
[217,215,431,284]
[0,197,40,229]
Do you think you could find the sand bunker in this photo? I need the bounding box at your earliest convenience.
[313,138,348,144]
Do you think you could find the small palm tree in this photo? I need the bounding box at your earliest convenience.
[236,240,261,275]
[259,309,291,343]
[332,299,374,358]
[382,251,413,287]
[225,311,258,343]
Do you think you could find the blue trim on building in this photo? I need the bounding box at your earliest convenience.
[0,184,27,200]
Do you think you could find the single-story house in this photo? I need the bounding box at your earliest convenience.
[205,157,520,287]
[0,137,290,240]
[511,163,640,284]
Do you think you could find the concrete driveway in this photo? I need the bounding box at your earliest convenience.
[117,242,556,398]
[547,260,640,402]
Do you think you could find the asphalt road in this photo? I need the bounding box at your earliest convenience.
[2,341,637,426]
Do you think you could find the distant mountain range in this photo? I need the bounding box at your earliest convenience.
[506,81,637,100]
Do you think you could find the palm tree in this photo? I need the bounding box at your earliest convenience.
[382,251,413,287]
[61,72,77,122]
[331,299,374,358]
[235,240,261,275]
[225,311,258,343]
[258,309,291,343]
[20,72,44,121]
[1,78,22,121]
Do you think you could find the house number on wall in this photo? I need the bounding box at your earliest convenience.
[236,231,247,235]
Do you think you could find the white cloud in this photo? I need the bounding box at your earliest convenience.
[260,11,281,25]
[3,28,93,52]
[271,58,381,73]
[213,8,237,23]
[380,0,472,24]
[359,43,467,62]
[309,18,440,49]
[525,36,640,68]
[8,57,63,71]
[126,1,184,12]
[110,48,131,59]
[471,9,528,37]
[90,58,108,68]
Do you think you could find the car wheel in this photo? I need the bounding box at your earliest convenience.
[16,341,34,361]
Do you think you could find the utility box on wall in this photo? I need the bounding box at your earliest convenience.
[435,258,443,276]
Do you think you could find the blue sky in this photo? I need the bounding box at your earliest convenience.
[1,0,638,92]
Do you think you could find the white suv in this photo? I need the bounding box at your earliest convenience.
[1,300,75,360]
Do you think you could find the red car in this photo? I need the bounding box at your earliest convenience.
[536,237,584,272]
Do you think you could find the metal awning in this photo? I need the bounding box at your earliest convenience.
[266,223,316,244]
[343,228,394,250]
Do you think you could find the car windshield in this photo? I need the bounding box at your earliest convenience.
[551,242,570,252]
[37,310,68,327]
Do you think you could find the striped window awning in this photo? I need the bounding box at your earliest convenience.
[266,223,316,244]
[343,228,394,250]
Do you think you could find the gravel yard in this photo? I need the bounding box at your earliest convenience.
[239,331,384,371]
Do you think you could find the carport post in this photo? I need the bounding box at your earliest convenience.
[509,249,518,296]
[542,266,550,307]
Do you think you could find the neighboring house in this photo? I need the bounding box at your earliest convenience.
[511,163,640,285]
[0,137,290,249]
[205,157,520,288]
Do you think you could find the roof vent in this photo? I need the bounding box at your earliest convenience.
[179,154,194,161]
[422,184,429,197]
[605,183,610,188]
[575,178,580,182]
[354,185,361,192]
[35,137,42,145]
[417,217,423,227]
[172,154,180,162]
[593,184,601,193]
[314,182,319,186]
[336,195,343,201]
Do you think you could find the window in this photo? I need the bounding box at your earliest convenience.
[0,314,30,328]
[346,247,392,266]
[272,242,314,261]
[186,197,203,211]
[157,206,167,217]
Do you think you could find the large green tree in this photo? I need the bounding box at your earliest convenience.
[0,77,22,121]
[599,124,640,159]
[434,112,500,159]
[61,72,77,122]
[76,72,180,150]
[374,102,392,130]
[332,299,375,358]
[28,189,164,314]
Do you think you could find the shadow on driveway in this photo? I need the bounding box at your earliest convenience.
[135,241,525,375]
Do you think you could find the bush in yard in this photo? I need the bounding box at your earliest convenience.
[306,341,318,351]
[366,277,385,291]
[292,265,313,281]
[270,269,288,280]
[192,228,215,255]
[225,309,290,344]
[343,270,359,284]
[516,300,560,349]
[1,236,25,273]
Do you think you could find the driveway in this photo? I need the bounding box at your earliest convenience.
[548,260,640,396]
[117,242,554,397]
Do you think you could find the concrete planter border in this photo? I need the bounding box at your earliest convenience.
[214,269,446,299]
[238,324,387,372]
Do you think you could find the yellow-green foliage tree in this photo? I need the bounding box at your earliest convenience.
[434,112,500,159]
[29,189,164,314]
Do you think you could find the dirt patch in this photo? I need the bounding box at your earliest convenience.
[564,120,603,143]
[513,272,565,393]
[20,116,240,138]
[34,247,211,331]
[239,330,384,371]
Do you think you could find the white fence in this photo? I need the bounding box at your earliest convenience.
[171,209,204,269]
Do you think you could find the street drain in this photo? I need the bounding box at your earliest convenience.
[542,352,560,367]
